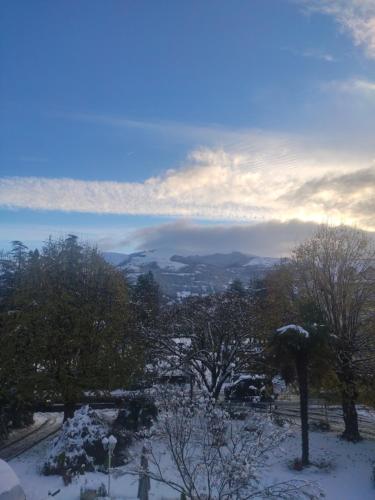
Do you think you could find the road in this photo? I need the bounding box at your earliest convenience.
[0,413,62,461]
[225,399,375,439]
[274,401,375,439]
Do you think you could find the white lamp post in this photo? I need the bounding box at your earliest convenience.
[102,435,117,498]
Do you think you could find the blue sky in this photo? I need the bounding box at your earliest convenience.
[1,0,375,255]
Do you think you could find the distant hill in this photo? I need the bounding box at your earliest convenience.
[102,249,279,298]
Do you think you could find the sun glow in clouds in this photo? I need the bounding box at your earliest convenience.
[1,137,374,231]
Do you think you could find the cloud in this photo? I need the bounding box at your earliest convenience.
[282,46,337,62]
[120,219,360,257]
[285,166,375,198]
[305,1,375,59]
[2,218,372,257]
[282,166,375,228]
[325,78,375,95]
[0,222,138,251]
[302,50,336,61]
[1,134,374,230]
[58,111,240,145]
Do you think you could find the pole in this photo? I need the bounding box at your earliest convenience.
[102,434,117,498]
[108,450,111,498]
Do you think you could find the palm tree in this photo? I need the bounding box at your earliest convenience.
[269,324,324,466]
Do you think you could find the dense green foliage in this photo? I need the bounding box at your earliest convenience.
[0,236,143,425]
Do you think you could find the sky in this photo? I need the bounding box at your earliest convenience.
[1,0,375,256]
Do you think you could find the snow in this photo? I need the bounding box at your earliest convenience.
[3,413,47,445]
[11,438,177,500]
[101,252,128,267]
[104,249,279,273]
[10,414,375,499]
[237,373,266,380]
[243,256,279,267]
[270,430,375,500]
[172,337,191,347]
[229,374,267,387]
[44,406,109,474]
[122,249,188,272]
[272,375,287,395]
[277,324,310,338]
[0,459,20,492]
[108,435,117,447]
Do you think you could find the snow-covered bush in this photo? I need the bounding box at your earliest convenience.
[43,406,109,476]
[142,388,320,499]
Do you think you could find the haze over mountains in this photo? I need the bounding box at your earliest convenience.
[103,249,279,297]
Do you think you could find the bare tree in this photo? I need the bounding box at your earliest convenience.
[293,225,375,441]
[137,388,321,499]
[151,290,261,400]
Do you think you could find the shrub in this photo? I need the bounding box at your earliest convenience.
[43,406,109,476]
[272,413,287,427]
[114,395,157,432]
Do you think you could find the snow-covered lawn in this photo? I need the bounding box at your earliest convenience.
[9,423,375,499]
[11,437,175,500]
[272,430,375,499]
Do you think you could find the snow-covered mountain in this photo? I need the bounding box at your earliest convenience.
[103,249,279,297]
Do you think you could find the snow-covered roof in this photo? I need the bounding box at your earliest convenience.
[172,337,192,347]
[276,324,309,338]
[237,374,266,381]
[0,459,24,499]
[230,373,267,386]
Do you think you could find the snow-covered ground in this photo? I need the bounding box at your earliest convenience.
[9,422,375,499]
[11,437,176,500]
[271,429,375,499]
[3,412,48,445]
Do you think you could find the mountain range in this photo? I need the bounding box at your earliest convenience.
[103,249,279,298]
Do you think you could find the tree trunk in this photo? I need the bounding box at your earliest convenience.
[212,376,227,401]
[340,371,361,442]
[212,385,222,401]
[63,401,76,422]
[296,358,309,466]
[189,374,194,400]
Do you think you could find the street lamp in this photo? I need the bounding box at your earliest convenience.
[102,435,117,498]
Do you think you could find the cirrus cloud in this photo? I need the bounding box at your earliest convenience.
[304,0,375,59]
[324,78,375,96]
[0,135,374,231]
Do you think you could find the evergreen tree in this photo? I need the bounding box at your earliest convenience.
[227,279,246,298]
[36,236,139,420]
[0,242,37,437]
[132,271,161,329]
[1,236,143,423]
